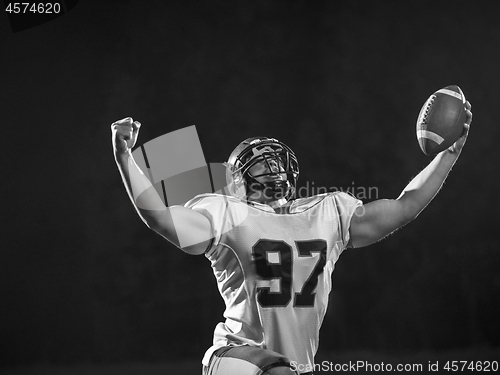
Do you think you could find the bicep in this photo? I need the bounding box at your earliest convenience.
[349,199,411,248]
[148,205,213,255]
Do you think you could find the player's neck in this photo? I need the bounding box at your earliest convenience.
[247,196,291,213]
[269,198,291,214]
[273,205,290,214]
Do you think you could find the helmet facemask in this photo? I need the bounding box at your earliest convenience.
[226,138,299,205]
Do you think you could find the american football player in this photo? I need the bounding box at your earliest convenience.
[111,103,471,374]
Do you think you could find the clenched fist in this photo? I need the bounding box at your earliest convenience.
[111,117,141,154]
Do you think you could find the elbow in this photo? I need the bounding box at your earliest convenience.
[139,209,173,235]
[143,216,164,234]
[398,214,417,234]
[148,221,180,247]
[400,208,418,225]
[397,195,426,225]
[403,203,426,224]
[146,220,162,233]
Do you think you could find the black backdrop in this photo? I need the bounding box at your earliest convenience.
[1,0,499,367]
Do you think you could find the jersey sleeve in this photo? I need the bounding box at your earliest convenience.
[184,194,232,253]
[331,192,363,249]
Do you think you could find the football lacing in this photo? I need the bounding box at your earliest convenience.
[422,95,436,123]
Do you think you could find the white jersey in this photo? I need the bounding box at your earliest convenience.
[185,192,362,369]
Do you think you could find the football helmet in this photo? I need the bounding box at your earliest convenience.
[225,137,299,204]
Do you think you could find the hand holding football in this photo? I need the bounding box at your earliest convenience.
[416,85,470,155]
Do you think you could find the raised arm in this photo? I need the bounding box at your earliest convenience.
[349,102,472,248]
[111,118,212,255]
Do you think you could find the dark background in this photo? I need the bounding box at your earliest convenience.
[1,0,499,369]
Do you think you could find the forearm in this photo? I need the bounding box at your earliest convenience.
[114,150,167,227]
[350,102,471,248]
[397,149,460,219]
[111,118,213,254]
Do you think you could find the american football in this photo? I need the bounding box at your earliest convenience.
[416,85,467,155]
